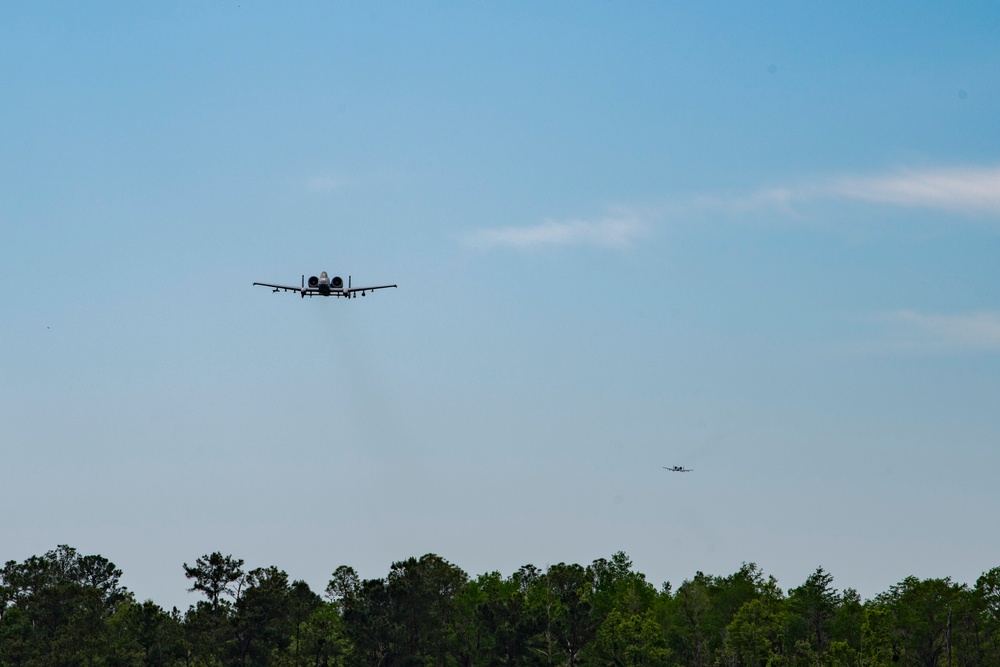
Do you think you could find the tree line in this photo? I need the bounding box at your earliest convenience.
[3,545,1000,667]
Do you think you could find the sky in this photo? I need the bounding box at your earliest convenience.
[2,1,1000,612]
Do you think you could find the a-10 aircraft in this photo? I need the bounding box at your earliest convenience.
[663,466,693,473]
[253,272,397,299]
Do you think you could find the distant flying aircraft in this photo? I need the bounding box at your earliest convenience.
[663,466,693,473]
[253,272,397,299]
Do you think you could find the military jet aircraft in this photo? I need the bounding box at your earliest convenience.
[663,466,693,473]
[253,272,397,299]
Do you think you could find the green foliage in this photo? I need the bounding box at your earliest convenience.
[0,545,132,666]
[183,552,246,614]
[787,567,839,656]
[975,568,1000,667]
[276,604,352,667]
[232,566,296,664]
[586,609,671,667]
[831,588,863,652]
[862,606,896,667]
[112,598,186,666]
[723,597,786,667]
[469,570,541,666]
[545,562,597,667]
[385,553,467,665]
[591,552,658,618]
[875,576,968,667]
[662,572,713,667]
[5,546,1000,667]
[823,639,857,667]
[326,566,361,608]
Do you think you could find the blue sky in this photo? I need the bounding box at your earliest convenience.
[3,2,1000,611]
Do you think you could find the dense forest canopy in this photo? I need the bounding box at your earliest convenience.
[3,545,999,667]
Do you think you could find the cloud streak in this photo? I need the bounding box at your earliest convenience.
[464,214,645,251]
[688,165,1000,217]
[464,164,999,253]
[880,310,1000,351]
[829,166,1000,214]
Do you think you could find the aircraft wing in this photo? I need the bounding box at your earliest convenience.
[253,282,306,293]
[253,281,397,297]
[345,284,398,295]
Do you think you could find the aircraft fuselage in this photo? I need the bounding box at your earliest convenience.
[308,271,345,296]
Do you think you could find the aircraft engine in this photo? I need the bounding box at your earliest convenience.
[331,276,344,288]
[308,276,319,287]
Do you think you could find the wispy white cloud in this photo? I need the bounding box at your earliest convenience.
[685,165,1000,217]
[829,166,1000,214]
[879,310,1000,351]
[464,165,1000,252]
[464,214,646,251]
